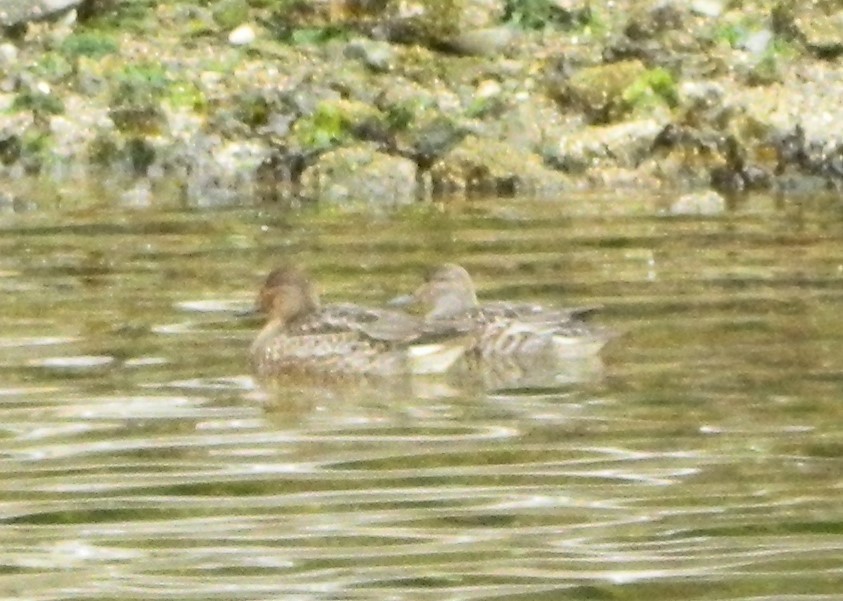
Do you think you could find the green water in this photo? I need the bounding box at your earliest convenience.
[1,191,842,600]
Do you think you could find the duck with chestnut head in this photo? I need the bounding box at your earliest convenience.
[250,266,469,378]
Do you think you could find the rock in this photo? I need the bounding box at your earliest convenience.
[0,189,34,213]
[622,2,685,41]
[118,180,153,209]
[0,0,81,26]
[742,29,773,56]
[708,134,771,193]
[774,1,843,58]
[690,0,723,18]
[382,0,506,51]
[430,134,573,197]
[0,110,32,176]
[680,79,724,106]
[445,26,514,56]
[459,0,505,29]
[670,190,726,215]
[300,143,418,207]
[677,80,732,134]
[0,188,13,212]
[483,93,579,156]
[344,38,395,72]
[228,24,255,46]
[505,0,589,29]
[559,60,648,123]
[46,95,112,180]
[183,137,270,208]
[585,164,663,190]
[475,79,501,99]
[213,0,249,29]
[0,42,16,65]
[394,113,468,169]
[604,2,720,74]
[728,61,843,187]
[551,118,666,172]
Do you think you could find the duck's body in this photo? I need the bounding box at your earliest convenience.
[250,267,468,378]
[457,305,612,361]
[394,264,615,363]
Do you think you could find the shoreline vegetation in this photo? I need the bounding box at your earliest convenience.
[1,0,842,211]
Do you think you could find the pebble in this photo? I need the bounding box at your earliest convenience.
[0,42,17,66]
[228,24,255,46]
[476,79,501,99]
[670,190,726,216]
[690,0,724,18]
[743,30,773,56]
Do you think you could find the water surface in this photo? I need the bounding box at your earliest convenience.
[1,192,842,600]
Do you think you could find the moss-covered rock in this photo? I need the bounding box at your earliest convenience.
[558,59,648,123]
[381,0,506,52]
[773,0,843,58]
[300,143,418,207]
[290,99,387,152]
[107,62,169,134]
[430,134,572,197]
[212,0,250,29]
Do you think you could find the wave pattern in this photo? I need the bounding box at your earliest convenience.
[0,195,842,599]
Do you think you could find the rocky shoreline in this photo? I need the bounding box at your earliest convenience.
[1,0,842,211]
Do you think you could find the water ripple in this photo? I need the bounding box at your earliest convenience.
[0,199,842,599]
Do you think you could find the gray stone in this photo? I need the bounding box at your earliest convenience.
[344,39,396,73]
[690,0,723,18]
[445,26,514,57]
[228,24,255,46]
[0,42,16,65]
[0,0,81,26]
[553,119,666,172]
[301,144,418,207]
[184,138,269,208]
[742,29,773,56]
[670,190,726,215]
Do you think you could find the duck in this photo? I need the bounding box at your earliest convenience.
[390,263,615,362]
[250,266,469,378]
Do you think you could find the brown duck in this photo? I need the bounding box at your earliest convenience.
[250,266,469,378]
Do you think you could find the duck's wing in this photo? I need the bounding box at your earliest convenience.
[356,309,425,343]
[480,302,602,323]
[288,303,467,345]
[287,303,382,336]
[358,308,471,344]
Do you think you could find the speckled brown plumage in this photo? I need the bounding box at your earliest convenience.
[393,264,615,362]
[250,266,468,378]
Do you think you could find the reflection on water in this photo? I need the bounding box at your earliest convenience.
[1,192,843,599]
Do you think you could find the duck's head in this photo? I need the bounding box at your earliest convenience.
[256,266,321,325]
[391,263,478,319]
